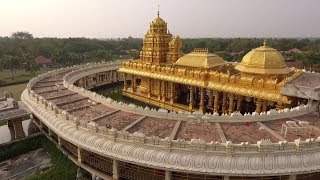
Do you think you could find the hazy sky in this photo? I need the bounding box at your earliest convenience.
[0,0,319,38]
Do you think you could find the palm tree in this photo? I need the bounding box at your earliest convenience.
[3,55,19,79]
[21,52,38,76]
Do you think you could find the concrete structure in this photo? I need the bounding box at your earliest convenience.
[0,92,30,141]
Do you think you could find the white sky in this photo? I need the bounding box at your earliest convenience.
[0,0,319,38]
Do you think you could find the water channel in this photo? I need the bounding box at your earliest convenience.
[92,82,158,109]
[0,120,30,144]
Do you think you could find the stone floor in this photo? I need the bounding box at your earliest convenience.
[0,148,52,180]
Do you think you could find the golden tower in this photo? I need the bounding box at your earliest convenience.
[139,11,173,64]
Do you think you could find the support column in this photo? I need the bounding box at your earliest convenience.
[236,95,243,112]
[288,174,297,180]
[147,78,151,98]
[223,176,230,180]
[58,136,62,146]
[110,71,114,82]
[255,99,262,114]
[158,80,161,100]
[112,159,119,180]
[213,91,220,113]
[189,86,194,111]
[8,120,15,141]
[161,81,166,101]
[170,82,174,104]
[123,74,127,90]
[12,118,26,139]
[199,88,205,113]
[165,170,172,180]
[77,147,82,163]
[131,75,137,92]
[208,90,213,110]
[222,92,227,114]
[228,94,235,114]
[262,100,268,113]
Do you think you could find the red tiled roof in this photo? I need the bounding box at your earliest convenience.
[34,56,52,64]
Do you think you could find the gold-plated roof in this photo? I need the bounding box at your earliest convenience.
[118,66,290,104]
[235,41,291,75]
[151,11,167,27]
[174,48,226,68]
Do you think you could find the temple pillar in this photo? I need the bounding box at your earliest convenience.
[123,74,127,90]
[161,81,166,101]
[262,100,268,113]
[208,90,213,110]
[170,82,174,104]
[189,86,194,111]
[147,78,151,98]
[158,80,161,100]
[112,159,119,180]
[228,94,235,114]
[131,75,137,92]
[222,92,227,114]
[255,99,262,114]
[236,95,243,112]
[213,91,220,113]
[199,88,205,113]
[165,170,172,180]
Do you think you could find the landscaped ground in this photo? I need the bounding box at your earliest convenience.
[0,135,79,180]
[0,148,53,180]
[0,83,27,100]
[0,69,54,86]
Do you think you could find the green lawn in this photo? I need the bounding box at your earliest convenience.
[0,83,27,100]
[0,68,54,86]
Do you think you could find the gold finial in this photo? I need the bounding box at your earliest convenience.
[157,4,160,17]
[263,39,267,47]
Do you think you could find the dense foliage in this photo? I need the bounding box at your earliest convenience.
[1,31,320,74]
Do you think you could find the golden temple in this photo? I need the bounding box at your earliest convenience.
[118,12,305,114]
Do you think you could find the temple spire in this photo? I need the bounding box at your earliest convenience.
[263,39,267,47]
[157,4,160,17]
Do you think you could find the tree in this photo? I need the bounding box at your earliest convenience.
[11,31,34,40]
[21,52,38,76]
[3,55,19,79]
[66,52,81,65]
[51,49,65,66]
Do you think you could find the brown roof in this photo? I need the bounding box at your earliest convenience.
[34,56,52,64]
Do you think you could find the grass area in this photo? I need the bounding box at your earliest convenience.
[0,70,31,85]
[0,120,8,126]
[0,68,54,86]
[0,83,27,100]
[0,135,78,180]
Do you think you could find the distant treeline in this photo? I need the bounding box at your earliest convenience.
[1,32,320,67]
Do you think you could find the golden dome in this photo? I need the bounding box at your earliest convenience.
[175,48,226,68]
[151,11,167,27]
[235,41,291,75]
